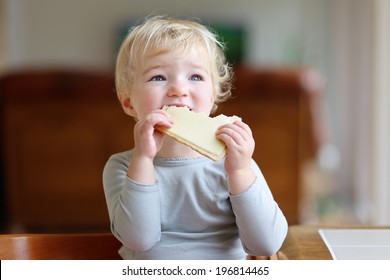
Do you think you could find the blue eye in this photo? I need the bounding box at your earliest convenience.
[150,75,165,81]
[190,75,202,81]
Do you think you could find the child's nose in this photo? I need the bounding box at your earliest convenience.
[167,80,189,97]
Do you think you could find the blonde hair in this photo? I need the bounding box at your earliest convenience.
[115,16,233,113]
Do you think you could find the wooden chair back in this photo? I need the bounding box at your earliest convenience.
[0,233,122,260]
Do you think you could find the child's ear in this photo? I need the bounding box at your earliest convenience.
[120,96,137,118]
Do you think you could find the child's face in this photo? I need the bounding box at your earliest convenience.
[122,45,215,121]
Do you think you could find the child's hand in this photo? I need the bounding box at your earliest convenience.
[127,109,172,185]
[132,109,173,160]
[216,121,256,194]
[217,120,254,172]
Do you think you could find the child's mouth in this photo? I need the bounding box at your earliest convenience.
[163,104,192,111]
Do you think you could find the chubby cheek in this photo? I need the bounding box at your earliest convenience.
[198,93,216,114]
[135,100,162,120]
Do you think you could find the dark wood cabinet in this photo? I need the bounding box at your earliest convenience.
[1,70,135,232]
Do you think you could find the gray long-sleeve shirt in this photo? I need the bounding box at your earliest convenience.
[103,150,288,259]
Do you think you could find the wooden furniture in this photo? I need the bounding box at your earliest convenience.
[0,67,323,232]
[279,225,390,259]
[280,225,333,259]
[219,66,324,224]
[0,232,122,260]
[0,70,135,232]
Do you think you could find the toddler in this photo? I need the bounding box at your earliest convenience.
[103,16,288,260]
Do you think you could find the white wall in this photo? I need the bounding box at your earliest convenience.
[4,0,326,71]
[0,0,6,73]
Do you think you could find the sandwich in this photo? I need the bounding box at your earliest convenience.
[158,106,241,161]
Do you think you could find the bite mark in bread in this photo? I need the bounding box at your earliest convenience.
[158,106,241,161]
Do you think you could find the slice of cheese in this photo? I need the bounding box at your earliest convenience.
[158,106,241,161]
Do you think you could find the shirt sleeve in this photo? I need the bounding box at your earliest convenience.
[102,152,161,252]
[229,160,288,256]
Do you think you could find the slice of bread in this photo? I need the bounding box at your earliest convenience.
[158,106,241,161]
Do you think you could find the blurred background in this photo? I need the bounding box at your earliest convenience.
[0,0,389,233]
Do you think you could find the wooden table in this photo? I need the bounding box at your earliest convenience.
[279,225,333,260]
[279,225,390,260]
